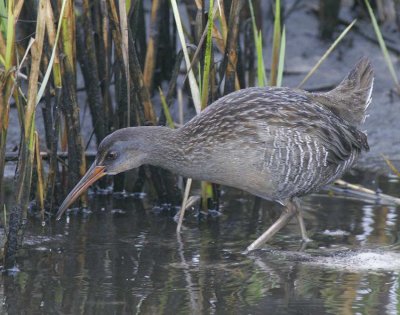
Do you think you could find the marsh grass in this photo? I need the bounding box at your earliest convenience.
[249,0,267,87]
[34,131,45,221]
[159,87,175,129]
[364,0,400,93]
[270,0,281,86]
[382,155,400,178]
[297,19,357,88]
[276,26,286,87]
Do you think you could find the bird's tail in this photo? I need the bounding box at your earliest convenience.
[309,57,374,126]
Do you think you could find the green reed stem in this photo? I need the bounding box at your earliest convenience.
[201,0,214,110]
[270,0,281,86]
[276,26,286,87]
[159,87,175,129]
[249,0,266,87]
[364,0,399,89]
[297,19,356,88]
[170,0,201,113]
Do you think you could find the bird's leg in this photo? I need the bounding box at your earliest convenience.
[295,206,311,243]
[245,200,298,252]
[290,198,311,242]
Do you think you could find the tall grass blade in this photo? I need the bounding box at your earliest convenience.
[119,0,130,125]
[182,4,221,88]
[382,155,400,177]
[176,178,193,233]
[143,0,161,93]
[170,0,201,114]
[217,0,227,43]
[0,1,6,34]
[5,0,15,71]
[201,0,214,109]
[37,0,67,103]
[364,0,399,89]
[0,0,18,210]
[297,19,356,88]
[34,131,45,221]
[276,25,286,87]
[249,0,266,87]
[257,33,266,87]
[158,87,175,129]
[270,0,281,86]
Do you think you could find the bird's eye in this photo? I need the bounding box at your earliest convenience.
[106,151,118,161]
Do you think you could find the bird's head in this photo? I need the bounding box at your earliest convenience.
[56,128,152,220]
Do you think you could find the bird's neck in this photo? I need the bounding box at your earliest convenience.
[143,126,185,170]
[143,126,207,179]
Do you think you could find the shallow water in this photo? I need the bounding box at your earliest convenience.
[1,171,400,315]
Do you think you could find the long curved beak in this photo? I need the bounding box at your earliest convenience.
[56,164,106,220]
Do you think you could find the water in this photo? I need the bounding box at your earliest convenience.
[1,171,400,314]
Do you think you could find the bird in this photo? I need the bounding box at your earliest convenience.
[56,57,373,252]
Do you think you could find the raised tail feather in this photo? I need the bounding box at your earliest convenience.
[308,57,374,126]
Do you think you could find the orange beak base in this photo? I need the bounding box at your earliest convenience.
[56,164,106,220]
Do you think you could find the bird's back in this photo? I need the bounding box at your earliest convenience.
[178,58,373,203]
